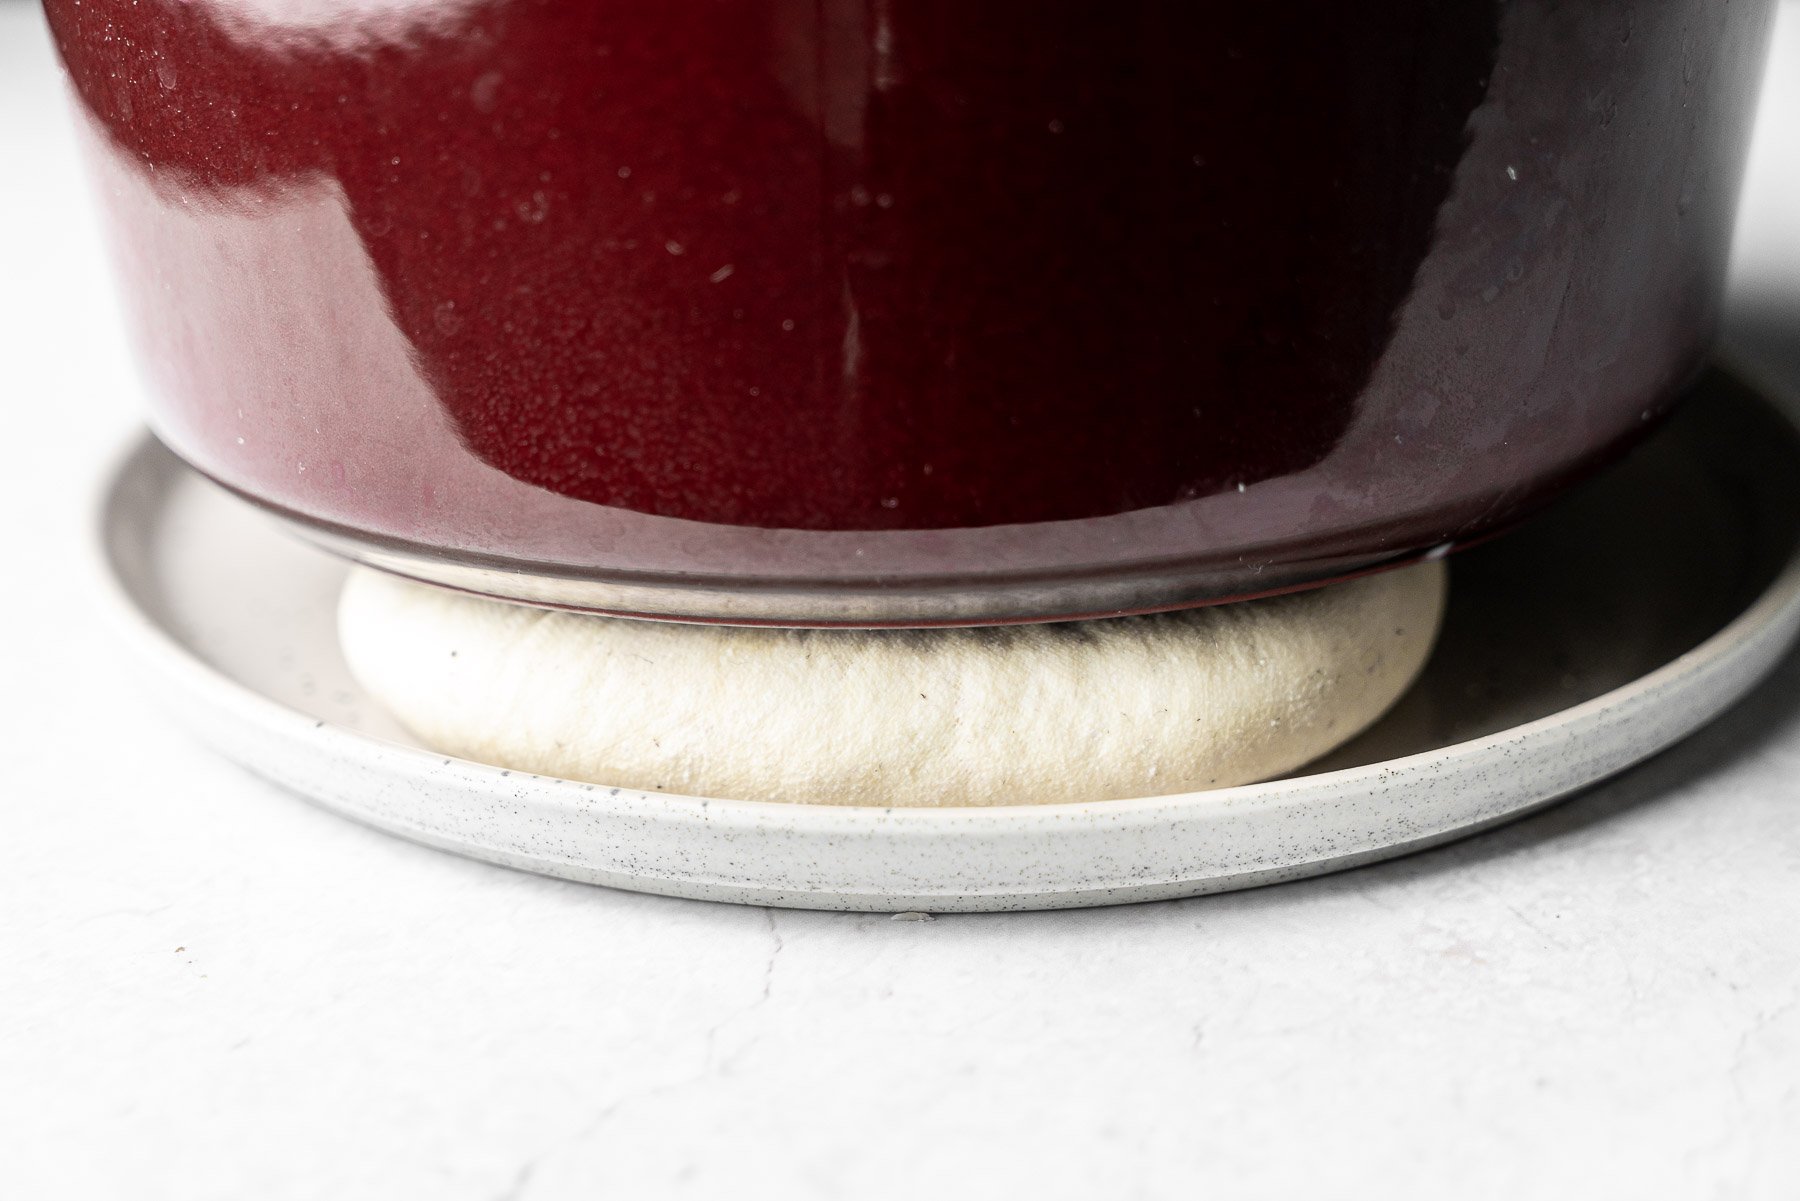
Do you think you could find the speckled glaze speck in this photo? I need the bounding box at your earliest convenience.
[92,368,1800,911]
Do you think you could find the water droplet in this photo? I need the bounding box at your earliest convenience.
[780,319,795,332]
[434,300,463,335]
[155,59,177,91]
[470,70,502,114]
[1505,165,1517,181]
[708,264,735,283]
[664,240,685,256]
[516,191,549,223]
[1047,118,1065,134]
[880,496,900,509]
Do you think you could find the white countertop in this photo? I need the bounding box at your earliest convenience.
[4,5,1799,1197]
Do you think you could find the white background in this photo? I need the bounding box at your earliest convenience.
[4,5,1800,1198]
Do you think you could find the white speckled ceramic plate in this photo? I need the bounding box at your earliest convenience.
[93,367,1800,911]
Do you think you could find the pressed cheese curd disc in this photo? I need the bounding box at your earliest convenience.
[339,562,1446,806]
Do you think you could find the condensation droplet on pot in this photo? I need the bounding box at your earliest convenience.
[470,70,502,114]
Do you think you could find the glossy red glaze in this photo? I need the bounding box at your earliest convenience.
[47,0,1774,620]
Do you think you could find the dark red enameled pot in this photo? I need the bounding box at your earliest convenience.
[47,0,1775,623]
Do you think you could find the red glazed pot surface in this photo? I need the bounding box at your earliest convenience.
[47,0,1775,623]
